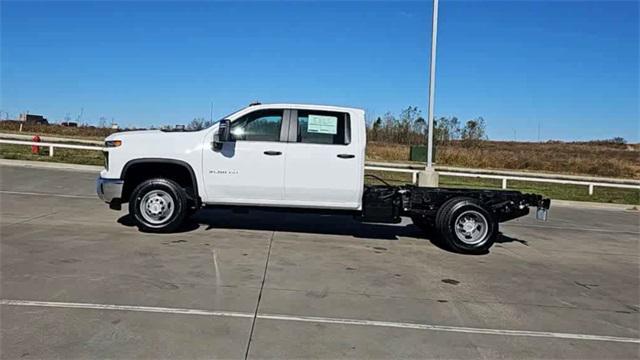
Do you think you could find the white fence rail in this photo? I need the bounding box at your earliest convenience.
[364,162,640,195]
[0,132,103,145]
[1,138,639,196]
[0,139,104,157]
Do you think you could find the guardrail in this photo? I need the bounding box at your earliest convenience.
[0,139,104,157]
[364,161,640,195]
[1,138,638,196]
[0,132,103,145]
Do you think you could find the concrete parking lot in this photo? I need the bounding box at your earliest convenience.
[1,163,639,359]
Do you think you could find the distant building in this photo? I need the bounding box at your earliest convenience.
[18,113,48,125]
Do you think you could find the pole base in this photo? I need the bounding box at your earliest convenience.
[417,168,439,187]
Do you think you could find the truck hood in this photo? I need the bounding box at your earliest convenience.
[105,130,162,141]
[104,127,214,154]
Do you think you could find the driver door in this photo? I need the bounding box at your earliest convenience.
[202,109,288,205]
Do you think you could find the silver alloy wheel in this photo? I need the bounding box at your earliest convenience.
[454,210,489,245]
[139,189,175,225]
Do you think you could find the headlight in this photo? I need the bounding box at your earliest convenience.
[105,140,122,147]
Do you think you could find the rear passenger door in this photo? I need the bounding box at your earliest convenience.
[283,109,361,209]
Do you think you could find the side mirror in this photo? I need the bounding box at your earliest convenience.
[213,119,233,151]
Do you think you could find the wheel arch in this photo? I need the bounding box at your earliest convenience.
[121,158,200,205]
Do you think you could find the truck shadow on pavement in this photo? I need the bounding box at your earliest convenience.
[119,208,418,240]
[118,207,528,254]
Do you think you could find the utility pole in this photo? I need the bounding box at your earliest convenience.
[426,0,439,168]
[418,0,440,187]
[537,119,541,142]
[210,102,214,122]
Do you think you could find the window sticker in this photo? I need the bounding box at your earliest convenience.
[307,114,338,134]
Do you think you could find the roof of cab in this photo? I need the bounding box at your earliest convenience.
[247,103,364,113]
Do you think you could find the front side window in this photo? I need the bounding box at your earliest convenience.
[231,109,283,142]
[297,110,350,145]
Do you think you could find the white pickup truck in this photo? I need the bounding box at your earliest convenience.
[97,103,549,254]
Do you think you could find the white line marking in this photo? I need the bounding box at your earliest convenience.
[0,299,253,318]
[212,249,222,284]
[1,299,638,344]
[0,190,95,199]
[257,313,640,344]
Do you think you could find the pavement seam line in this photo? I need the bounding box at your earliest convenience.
[0,299,254,318]
[244,231,275,360]
[5,211,59,228]
[256,313,640,344]
[1,299,638,344]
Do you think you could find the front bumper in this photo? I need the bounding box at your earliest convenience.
[96,177,124,205]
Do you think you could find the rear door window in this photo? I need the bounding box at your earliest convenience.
[296,110,350,145]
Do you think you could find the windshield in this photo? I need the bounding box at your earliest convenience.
[213,107,246,125]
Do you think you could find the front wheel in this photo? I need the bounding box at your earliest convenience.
[436,197,498,254]
[129,178,188,233]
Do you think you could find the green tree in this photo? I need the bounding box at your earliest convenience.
[372,117,383,141]
[413,117,426,135]
[461,117,487,144]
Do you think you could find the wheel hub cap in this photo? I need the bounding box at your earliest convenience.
[139,190,175,225]
[454,210,489,245]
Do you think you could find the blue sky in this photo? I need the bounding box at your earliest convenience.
[1,1,638,141]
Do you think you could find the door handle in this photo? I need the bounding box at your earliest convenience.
[337,154,355,159]
[263,151,282,156]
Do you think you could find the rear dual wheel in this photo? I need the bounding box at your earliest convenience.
[435,197,498,254]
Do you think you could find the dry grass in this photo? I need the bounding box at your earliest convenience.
[367,141,640,179]
[2,121,638,179]
[0,121,116,140]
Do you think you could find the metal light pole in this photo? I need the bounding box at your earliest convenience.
[426,0,439,168]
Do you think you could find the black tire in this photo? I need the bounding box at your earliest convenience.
[435,197,497,254]
[129,178,188,233]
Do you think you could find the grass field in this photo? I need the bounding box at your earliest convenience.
[0,143,104,166]
[2,122,638,179]
[0,122,113,140]
[367,141,640,179]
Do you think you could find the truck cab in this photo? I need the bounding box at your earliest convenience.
[98,103,366,209]
[203,104,365,209]
[97,103,549,254]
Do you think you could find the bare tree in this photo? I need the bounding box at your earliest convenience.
[434,116,461,143]
[187,117,215,131]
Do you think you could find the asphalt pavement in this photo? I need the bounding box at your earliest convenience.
[1,164,638,359]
